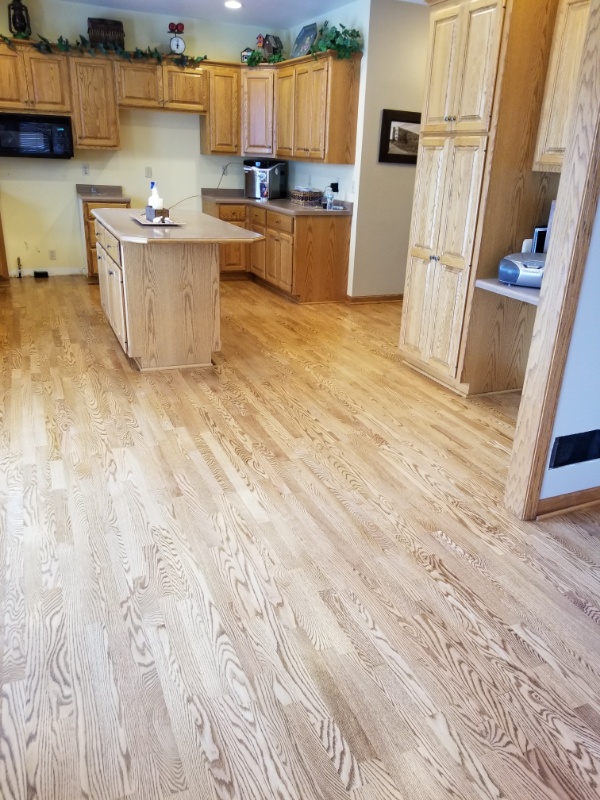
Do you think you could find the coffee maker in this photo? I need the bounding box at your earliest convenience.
[243,160,287,201]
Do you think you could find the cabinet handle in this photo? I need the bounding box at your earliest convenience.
[108,269,114,276]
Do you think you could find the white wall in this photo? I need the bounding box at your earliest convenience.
[0,0,265,276]
[350,0,429,297]
[540,201,600,499]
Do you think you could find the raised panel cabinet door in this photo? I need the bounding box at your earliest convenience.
[533,0,591,170]
[116,62,163,108]
[399,254,435,359]
[265,229,281,285]
[408,137,449,259]
[22,50,71,112]
[424,262,467,375]
[307,60,328,160]
[436,135,487,271]
[421,4,463,133]
[274,67,295,157]
[241,69,274,155]
[70,57,120,148]
[96,244,110,321]
[162,66,208,111]
[293,65,312,157]
[454,0,504,132]
[208,67,239,153]
[0,45,28,109]
[278,230,294,292]
[249,224,266,278]
[219,222,247,272]
[107,261,127,350]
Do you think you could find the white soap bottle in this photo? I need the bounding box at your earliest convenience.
[324,185,334,210]
[148,181,163,209]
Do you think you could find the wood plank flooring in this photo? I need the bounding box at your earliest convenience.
[1,276,600,800]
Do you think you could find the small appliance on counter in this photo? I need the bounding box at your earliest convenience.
[244,160,287,201]
[498,252,546,288]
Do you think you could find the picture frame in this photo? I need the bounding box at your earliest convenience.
[378,109,421,164]
[290,23,318,59]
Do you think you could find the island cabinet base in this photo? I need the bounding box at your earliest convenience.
[122,242,220,370]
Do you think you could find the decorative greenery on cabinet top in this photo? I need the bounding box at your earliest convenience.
[0,32,207,67]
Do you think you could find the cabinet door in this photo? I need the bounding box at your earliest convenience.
[22,50,71,112]
[207,66,239,153]
[278,231,293,292]
[408,137,448,259]
[97,244,110,320]
[249,224,266,278]
[219,221,247,273]
[399,254,435,360]
[70,57,120,148]
[306,60,328,160]
[265,229,280,285]
[533,0,591,170]
[107,260,127,350]
[430,135,486,375]
[454,0,503,132]
[274,67,295,158]
[0,45,28,109]
[162,66,208,111]
[115,62,163,108]
[242,69,274,155]
[422,4,463,132]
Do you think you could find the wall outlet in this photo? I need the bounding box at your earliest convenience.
[82,163,90,176]
[48,249,56,261]
[145,166,153,179]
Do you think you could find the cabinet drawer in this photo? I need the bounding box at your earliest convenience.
[218,204,246,222]
[248,206,267,225]
[103,228,121,266]
[266,210,294,234]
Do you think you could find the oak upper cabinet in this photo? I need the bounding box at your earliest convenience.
[200,66,239,154]
[70,56,120,148]
[0,44,28,109]
[241,68,274,156]
[162,65,208,111]
[115,61,163,109]
[422,0,504,134]
[0,44,70,112]
[400,135,486,376]
[274,66,295,158]
[533,0,591,171]
[274,52,361,164]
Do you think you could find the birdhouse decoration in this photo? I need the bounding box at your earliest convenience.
[8,0,31,38]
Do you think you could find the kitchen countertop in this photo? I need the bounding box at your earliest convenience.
[201,188,353,217]
[93,208,264,245]
[76,184,131,203]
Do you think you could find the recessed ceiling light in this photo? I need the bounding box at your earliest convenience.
[224,1,242,8]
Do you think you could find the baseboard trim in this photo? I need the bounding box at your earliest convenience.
[345,294,403,304]
[536,486,600,518]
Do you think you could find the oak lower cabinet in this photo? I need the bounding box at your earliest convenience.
[274,51,361,164]
[96,240,127,351]
[247,207,266,278]
[0,43,71,112]
[400,0,561,395]
[265,213,294,293]
[70,56,120,148]
[400,135,486,377]
[533,0,591,171]
[241,68,274,156]
[82,199,131,282]
[216,204,247,274]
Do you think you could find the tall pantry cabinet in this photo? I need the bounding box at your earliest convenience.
[399,0,560,394]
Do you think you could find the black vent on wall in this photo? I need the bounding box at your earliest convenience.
[549,429,600,468]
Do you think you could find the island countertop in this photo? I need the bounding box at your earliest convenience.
[92,208,265,245]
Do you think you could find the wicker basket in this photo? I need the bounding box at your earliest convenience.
[290,189,323,207]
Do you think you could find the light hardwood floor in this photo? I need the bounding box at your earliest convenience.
[1,276,600,800]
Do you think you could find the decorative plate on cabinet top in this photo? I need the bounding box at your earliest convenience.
[290,23,317,58]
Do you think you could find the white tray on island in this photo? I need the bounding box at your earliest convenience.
[131,214,185,227]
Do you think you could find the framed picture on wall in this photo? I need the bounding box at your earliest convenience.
[378,109,421,164]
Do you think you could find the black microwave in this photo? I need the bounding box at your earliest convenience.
[0,113,74,159]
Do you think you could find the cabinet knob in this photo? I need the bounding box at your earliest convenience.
[108,269,114,276]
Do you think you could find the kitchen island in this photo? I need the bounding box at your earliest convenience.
[93,208,263,370]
